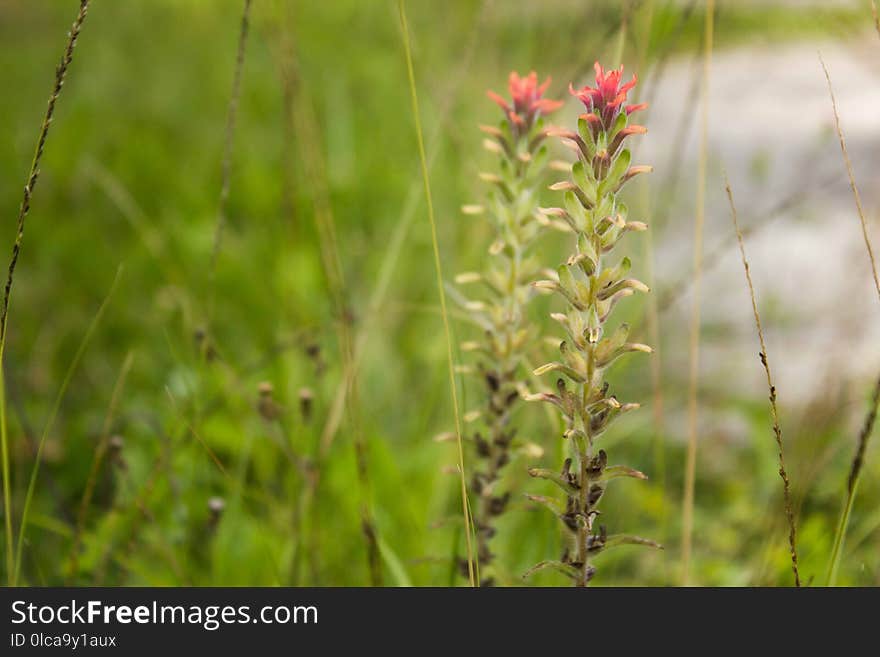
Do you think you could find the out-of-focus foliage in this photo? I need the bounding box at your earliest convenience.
[0,0,876,586]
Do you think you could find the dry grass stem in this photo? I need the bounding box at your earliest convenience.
[819,52,880,585]
[819,53,880,303]
[681,0,713,586]
[725,176,801,587]
[398,0,475,586]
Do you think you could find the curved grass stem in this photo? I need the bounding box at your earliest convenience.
[680,0,713,586]
[725,175,801,587]
[0,0,91,587]
[13,265,122,586]
[398,0,475,586]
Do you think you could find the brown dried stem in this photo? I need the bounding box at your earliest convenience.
[819,53,880,303]
[821,49,880,585]
[725,176,801,587]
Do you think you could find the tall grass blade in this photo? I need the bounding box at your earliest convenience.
[66,350,135,581]
[209,0,253,315]
[317,0,493,456]
[13,265,123,586]
[0,358,10,584]
[680,0,713,586]
[827,374,880,585]
[398,0,475,586]
[0,0,90,588]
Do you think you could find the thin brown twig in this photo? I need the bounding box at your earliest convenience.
[822,43,880,584]
[819,53,880,303]
[725,175,801,587]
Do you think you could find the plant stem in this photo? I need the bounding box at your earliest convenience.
[208,0,253,317]
[820,50,880,587]
[681,0,713,586]
[398,0,475,586]
[726,176,800,587]
[0,0,90,587]
[14,266,122,586]
[827,373,880,585]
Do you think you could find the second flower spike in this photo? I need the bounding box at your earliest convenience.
[450,71,561,586]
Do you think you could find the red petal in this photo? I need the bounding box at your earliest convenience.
[538,76,552,96]
[608,92,626,108]
[619,73,638,96]
[534,98,563,114]
[625,102,648,114]
[487,89,510,111]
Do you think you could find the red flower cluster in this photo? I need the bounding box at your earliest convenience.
[569,62,648,131]
[487,71,563,130]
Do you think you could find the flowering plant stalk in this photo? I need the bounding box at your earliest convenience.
[451,72,561,585]
[526,63,659,587]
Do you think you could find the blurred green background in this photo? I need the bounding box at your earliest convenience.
[0,0,878,586]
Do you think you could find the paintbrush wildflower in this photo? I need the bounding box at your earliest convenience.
[449,71,561,585]
[525,62,659,587]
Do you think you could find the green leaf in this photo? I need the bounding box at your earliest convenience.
[557,264,576,297]
[377,537,413,587]
[533,361,585,383]
[604,534,663,550]
[528,468,579,495]
[600,148,631,197]
[601,465,649,481]
[563,190,588,231]
[525,493,564,516]
[523,560,580,581]
[572,160,597,206]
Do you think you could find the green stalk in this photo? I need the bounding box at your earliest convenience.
[0,0,91,587]
[13,266,122,586]
[0,364,11,585]
[398,0,475,586]
[826,374,880,586]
